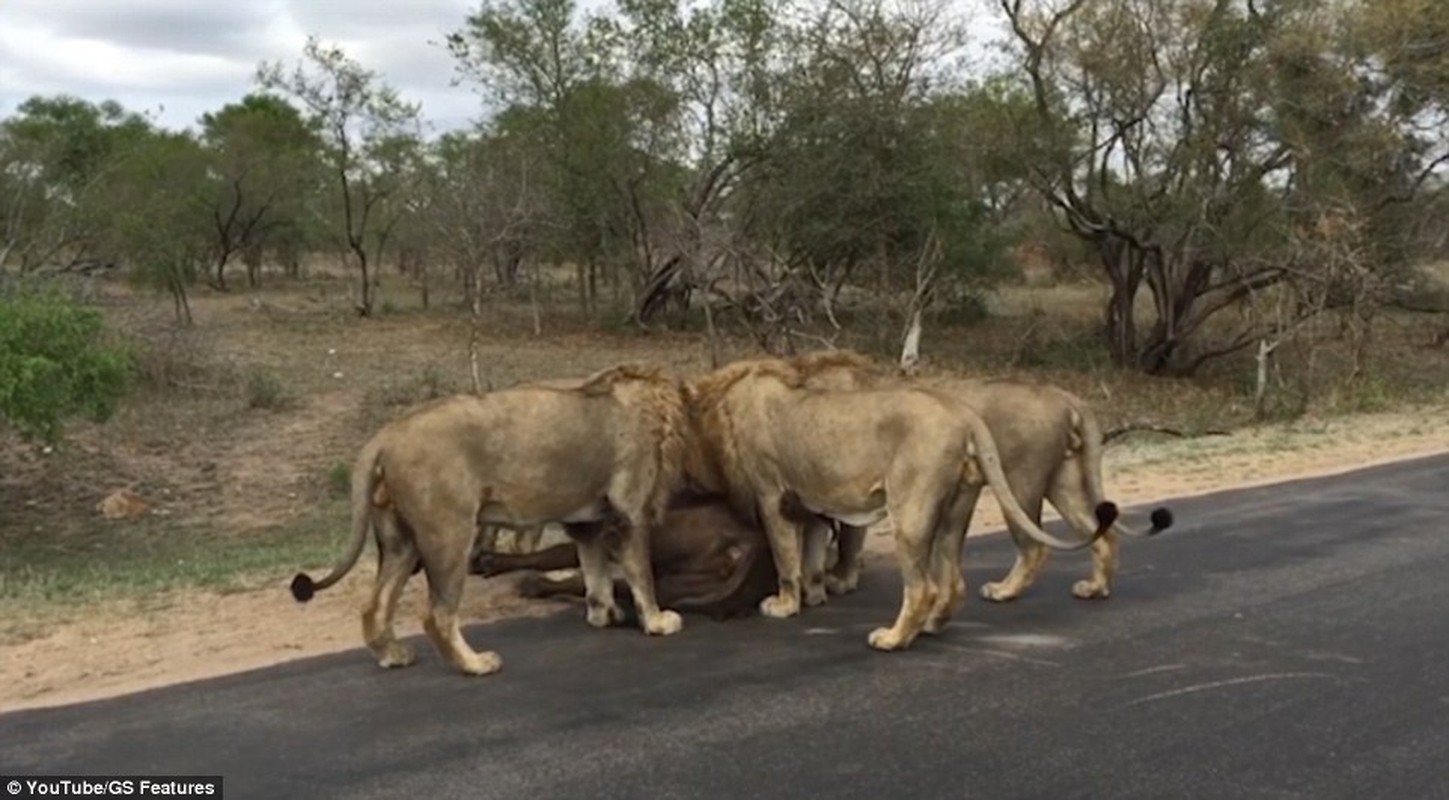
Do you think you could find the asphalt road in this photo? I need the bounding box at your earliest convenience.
[5,453,1449,800]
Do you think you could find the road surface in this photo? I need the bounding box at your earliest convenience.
[5,453,1449,800]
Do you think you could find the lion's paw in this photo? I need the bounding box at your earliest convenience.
[586,602,624,628]
[459,650,503,676]
[979,581,1020,603]
[803,581,829,608]
[376,642,416,669]
[867,627,906,651]
[1072,580,1111,600]
[825,573,859,596]
[645,609,684,636]
[760,593,800,619]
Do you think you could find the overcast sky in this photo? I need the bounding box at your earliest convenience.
[0,0,1007,136]
[0,0,492,134]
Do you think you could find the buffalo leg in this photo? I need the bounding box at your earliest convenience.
[472,543,580,577]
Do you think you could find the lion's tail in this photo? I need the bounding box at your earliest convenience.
[290,438,383,602]
[1075,406,1173,539]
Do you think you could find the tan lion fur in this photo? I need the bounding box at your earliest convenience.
[779,350,1171,604]
[681,355,1108,652]
[290,362,690,676]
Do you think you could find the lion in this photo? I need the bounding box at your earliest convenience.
[471,489,778,622]
[288,363,690,676]
[680,357,1113,652]
[778,350,1173,604]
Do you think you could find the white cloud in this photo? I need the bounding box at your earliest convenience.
[0,0,485,132]
[0,0,1006,134]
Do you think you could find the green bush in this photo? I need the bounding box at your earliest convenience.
[0,284,134,442]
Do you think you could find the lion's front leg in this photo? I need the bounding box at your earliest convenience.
[614,519,683,636]
[757,497,806,619]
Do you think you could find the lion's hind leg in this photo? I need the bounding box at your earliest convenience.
[363,508,420,669]
[867,500,942,652]
[923,485,980,635]
[1046,460,1119,600]
[613,519,683,636]
[979,492,1049,603]
[415,510,503,677]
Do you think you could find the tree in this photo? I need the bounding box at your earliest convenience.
[727,0,1006,353]
[992,0,1449,375]
[258,36,422,316]
[605,0,786,329]
[100,131,212,325]
[0,96,153,272]
[450,0,667,317]
[0,282,132,443]
[197,93,325,290]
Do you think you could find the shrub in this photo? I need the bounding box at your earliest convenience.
[243,367,295,410]
[0,283,134,442]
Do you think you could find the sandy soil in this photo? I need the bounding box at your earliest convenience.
[4,404,1447,713]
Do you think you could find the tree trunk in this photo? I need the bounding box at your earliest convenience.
[354,247,374,317]
[243,245,262,289]
[469,258,486,394]
[171,281,193,327]
[576,260,588,317]
[1094,236,1145,370]
[1253,338,1279,419]
[900,309,923,376]
[528,258,543,336]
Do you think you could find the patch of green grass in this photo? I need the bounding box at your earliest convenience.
[326,461,351,498]
[0,498,351,639]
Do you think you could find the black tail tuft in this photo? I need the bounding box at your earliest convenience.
[290,573,316,603]
[1094,501,1120,530]
[1150,507,1174,532]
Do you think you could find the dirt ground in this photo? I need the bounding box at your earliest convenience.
[6,404,1446,713]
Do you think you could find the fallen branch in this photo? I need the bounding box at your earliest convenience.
[1102,423,1232,444]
